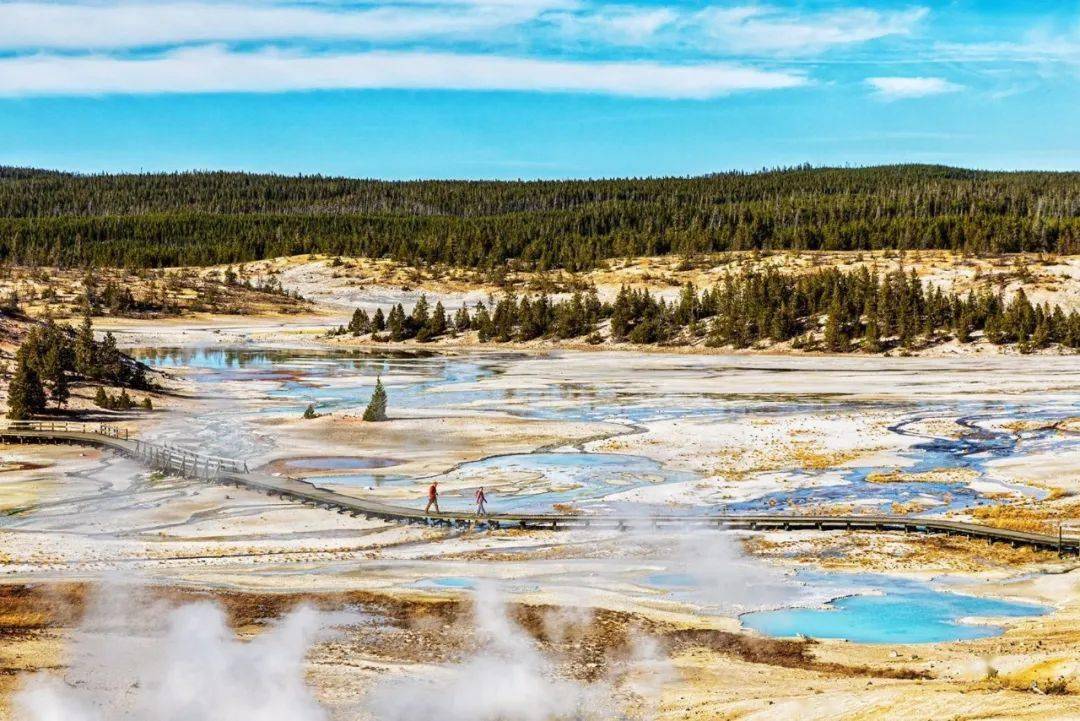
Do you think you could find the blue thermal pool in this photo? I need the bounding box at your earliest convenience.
[740,574,1047,644]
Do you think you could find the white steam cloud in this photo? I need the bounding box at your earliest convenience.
[14,579,674,721]
[666,530,792,611]
[15,582,346,721]
[366,582,654,721]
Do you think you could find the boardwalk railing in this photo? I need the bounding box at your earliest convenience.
[2,420,247,479]
[2,420,1079,555]
[5,420,131,439]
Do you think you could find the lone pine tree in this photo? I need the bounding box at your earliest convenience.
[363,376,388,422]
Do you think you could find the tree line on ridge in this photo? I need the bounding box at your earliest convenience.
[332,267,1080,353]
[1,165,1077,269]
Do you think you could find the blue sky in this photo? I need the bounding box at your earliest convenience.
[1,0,1078,178]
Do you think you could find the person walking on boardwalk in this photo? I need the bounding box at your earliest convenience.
[425,481,440,514]
[475,486,488,516]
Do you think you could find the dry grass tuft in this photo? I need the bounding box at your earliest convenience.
[790,443,862,471]
[971,504,1060,535]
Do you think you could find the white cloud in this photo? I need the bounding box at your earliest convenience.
[0,45,807,98]
[866,75,963,99]
[546,6,679,45]
[0,1,560,49]
[688,5,928,55]
[534,4,927,55]
[934,37,1080,65]
[0,1,928,56]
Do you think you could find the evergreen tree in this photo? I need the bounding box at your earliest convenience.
[674,282,698,325]
[492,294,516,341]
[99,331,123,382]
[429,301,447,337]
[555,291,587,339]
[388,304,407,341]
[516,295,549,341]
[75,307,96,377]
[453,305,471,332]
[43,341,69,407]
[861,316,882,353]
[610,287,633,340]
[474,302,493,341]
[348,308,370,335]
[7,352,45,419]
[411,294,430,329]
[1031,316,1051,349]
[129,362,149,390]
[362,376,388,422]
[954,312,973,343]
[823,292,847,352]
[82,267,99,307]
[371,307,386,332]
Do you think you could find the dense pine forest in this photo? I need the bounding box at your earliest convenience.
[0,165,1077,269]
[334,268,1080,353]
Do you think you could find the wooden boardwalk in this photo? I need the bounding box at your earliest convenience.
[4,421,1078,555]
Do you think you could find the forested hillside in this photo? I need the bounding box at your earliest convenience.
[1,165,1077,269]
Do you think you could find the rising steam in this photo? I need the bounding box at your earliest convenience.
[15,582,341,721]
[366,583,616,721]
[14,580,673,721]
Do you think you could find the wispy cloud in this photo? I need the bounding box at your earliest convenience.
[934,36,1080,66]
[0,45,808,98]
[546,6,681,45]
[0,1,928,56]
[866,75,962,99]
[527,3,928,56]
[1,0,1052,102]
[690,5,928,56]
[0,1,557,49]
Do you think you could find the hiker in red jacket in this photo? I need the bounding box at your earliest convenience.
[475,486,488,516]
[425,481,440,514]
